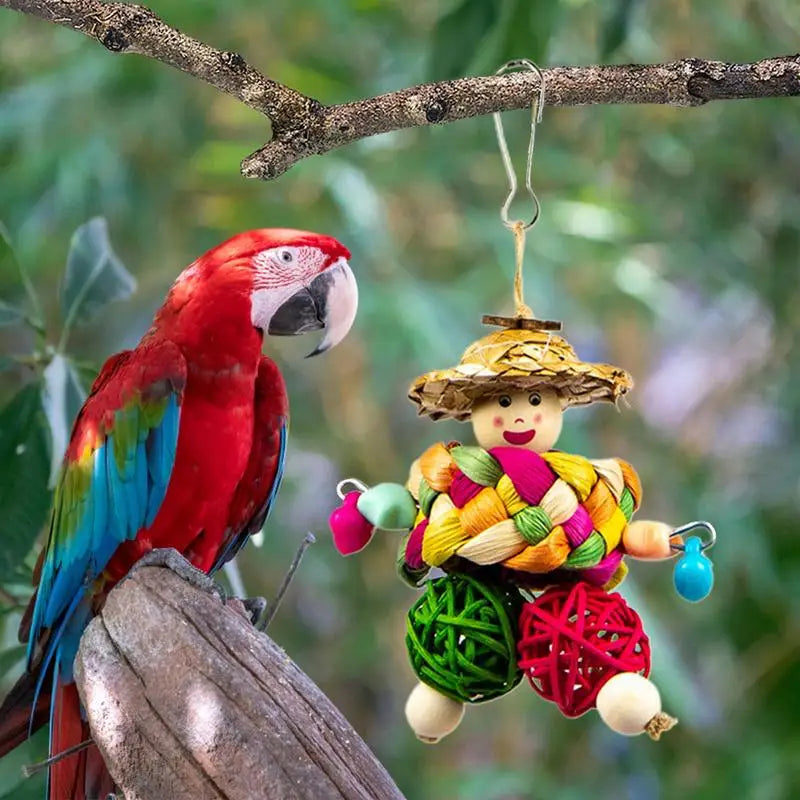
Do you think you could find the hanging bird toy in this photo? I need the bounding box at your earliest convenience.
[328,60,716,744]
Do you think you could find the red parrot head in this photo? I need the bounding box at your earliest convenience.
[251,230,357,356]
[172,228,358,356]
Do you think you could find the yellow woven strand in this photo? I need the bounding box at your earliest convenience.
[539,479,579,525]
[542,452,596,501]
[422,508,468,566]
[603,561,629,591]
[496,474,527,516]
[597,506,629,552]
[456,519,526,565]
[429,493,456,523]
[591,458,625,502]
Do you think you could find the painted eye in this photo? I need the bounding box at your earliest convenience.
[278,248,294,264]
[498,395,512,408]
[529,392,542,407]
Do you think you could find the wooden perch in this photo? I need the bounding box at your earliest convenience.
[1,0,799,179]
[74,567,404,800]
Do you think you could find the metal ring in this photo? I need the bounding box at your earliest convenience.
[336,478,369,500]
[669,520,717,552]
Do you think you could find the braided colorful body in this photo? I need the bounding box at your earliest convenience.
[401,442,640,591]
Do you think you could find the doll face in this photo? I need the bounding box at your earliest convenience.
[471,388,564,453]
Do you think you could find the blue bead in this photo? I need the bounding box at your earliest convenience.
[673,536,714,602]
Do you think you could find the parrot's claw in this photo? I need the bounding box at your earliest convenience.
[129,548,227,603]
[241,596,268,626]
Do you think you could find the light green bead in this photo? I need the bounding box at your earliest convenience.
[357,482,417,530]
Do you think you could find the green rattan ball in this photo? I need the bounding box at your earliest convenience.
[405,573,523,704]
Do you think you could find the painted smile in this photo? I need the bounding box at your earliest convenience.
[503,429,536,445]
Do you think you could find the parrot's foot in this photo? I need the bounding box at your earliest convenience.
[241,596,268,626]
[129,548,227,603]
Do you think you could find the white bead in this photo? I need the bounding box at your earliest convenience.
[404,682,465,743]
[596,673,661,736]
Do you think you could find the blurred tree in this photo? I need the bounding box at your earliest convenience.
[1,0,800,798]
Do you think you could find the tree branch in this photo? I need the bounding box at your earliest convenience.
[74,567,404,800]
[2,0,799,180]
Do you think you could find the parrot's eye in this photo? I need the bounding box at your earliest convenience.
[529,392,542,407]
[498,395,512,408]
[278,248,294,264]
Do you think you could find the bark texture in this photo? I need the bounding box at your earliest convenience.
[74,567,404,800]
[1,0,799,179]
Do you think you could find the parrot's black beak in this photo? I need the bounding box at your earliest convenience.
[267,258,358,356]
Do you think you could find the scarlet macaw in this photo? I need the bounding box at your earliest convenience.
[0,228,357,799]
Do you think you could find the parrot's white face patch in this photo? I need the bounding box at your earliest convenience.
[249,245,327,330]
[252,246,327,290]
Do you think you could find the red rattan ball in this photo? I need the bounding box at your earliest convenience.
[517,581,651,717]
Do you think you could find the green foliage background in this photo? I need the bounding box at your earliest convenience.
[1,1,799,798]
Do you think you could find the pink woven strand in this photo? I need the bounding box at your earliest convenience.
[562,505,594,547]
[490,447,555,505]
[449,471,484,508]
[405,520,428,569]
[580,548,624,585]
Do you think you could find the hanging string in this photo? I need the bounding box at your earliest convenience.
[511,221,532,317]
[493,59,545,320]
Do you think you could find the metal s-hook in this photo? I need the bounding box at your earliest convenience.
[493,59,546,231]
[669,520,717,552]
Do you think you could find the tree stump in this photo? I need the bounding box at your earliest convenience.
[74,567,404,800]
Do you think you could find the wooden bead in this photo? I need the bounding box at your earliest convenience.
[404,682,464,743]
[623,520,674,560]
[596,672,661,736]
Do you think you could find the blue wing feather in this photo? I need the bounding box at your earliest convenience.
[26,344,186,691]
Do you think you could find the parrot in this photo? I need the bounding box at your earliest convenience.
[0,228,358,800]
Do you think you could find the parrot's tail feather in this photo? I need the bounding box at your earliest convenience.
[0,666,50,758]
[49,679,88,800]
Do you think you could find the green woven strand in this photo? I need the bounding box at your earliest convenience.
[418,478,438,517]
[565,531,606,568]
[406,574,523,704]
[513,505,552,544]
[449,446,503,487]
[619,487,635,520]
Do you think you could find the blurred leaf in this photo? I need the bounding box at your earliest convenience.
[0,224,27,327]
[42,355,86,486]
[429,0,502,80]
[0,356,15,372]
[0,644,25,682]
[0,384,51,584]
[0,298,24,326]
[600,0,636,58]
[59,217,136,338]
[0,726,47,799]
[498,0,563,64]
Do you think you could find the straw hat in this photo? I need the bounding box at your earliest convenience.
[408,326,633,421]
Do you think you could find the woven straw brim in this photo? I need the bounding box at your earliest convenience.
[408,329,633,421]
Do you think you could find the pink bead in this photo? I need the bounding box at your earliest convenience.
[329,492,375,555]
